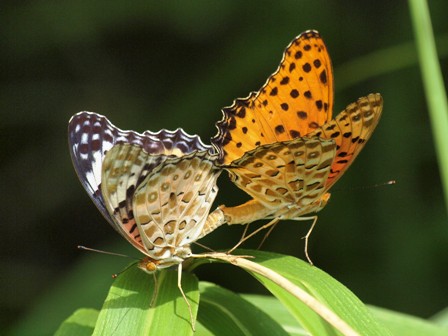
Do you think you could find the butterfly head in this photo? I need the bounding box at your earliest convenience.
[137,246,193,274]
[138,257,159,274]
[137,256,184,274]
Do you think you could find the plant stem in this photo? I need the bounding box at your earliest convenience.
[409,0,448,214]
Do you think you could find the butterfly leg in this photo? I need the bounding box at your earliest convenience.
[149,273,159,307]
[224,223,250,254]
[257,220,279,250]
[301,215,318,265]
[192,240,216,252]
[177,263,195,331]
[227,218,280,254]
[238,222,252,245]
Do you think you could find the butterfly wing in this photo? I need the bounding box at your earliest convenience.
[212,30,333,164]
[227,137,336,218]
[308,93,383,189]
[133,151,220,255]
[68,112,212,251]
[219,94,382,224]
[102,145,220,260]
[100,143,153,252]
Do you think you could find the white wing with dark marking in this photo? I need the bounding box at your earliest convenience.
[68,112,214,252]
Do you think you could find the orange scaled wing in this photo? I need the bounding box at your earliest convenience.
[212,30,333,164]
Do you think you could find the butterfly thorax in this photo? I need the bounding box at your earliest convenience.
[221,191,331,225]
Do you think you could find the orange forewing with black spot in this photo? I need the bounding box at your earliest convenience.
[219,93,383,225]
[212,30,333,164]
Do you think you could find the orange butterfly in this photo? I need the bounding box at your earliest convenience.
[210,30,383,259]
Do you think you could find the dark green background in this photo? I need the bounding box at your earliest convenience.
[3,1,447,335]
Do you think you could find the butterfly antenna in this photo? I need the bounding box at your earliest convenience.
[77,245,140,278]
[77,245,135,258]
[111,260,140,279]
[357,179,396,190]
[333,180,396,193]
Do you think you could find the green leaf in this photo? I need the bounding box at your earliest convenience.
[222,249,393,336]
[431,307,448,327]
[54,308,98,336]
[198,282,288,335]
[92,266,199,335]
[369,306,448,336]
[241,294,305,336]
[243,294,448,336]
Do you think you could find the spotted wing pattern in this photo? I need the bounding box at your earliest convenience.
[212,30,333,164]
[68,112,212,252]
[228,138,336,219]
[308,93,383,189]
[220,94,383,224]
[102,144,220,266]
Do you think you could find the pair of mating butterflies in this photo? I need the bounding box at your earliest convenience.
[69,30,383,277]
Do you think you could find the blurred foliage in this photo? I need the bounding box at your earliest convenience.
[2,1,447,335]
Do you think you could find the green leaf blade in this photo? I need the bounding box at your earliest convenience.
[92,266,199,335]
[370,306,448,336]
[241,294,305,336]
[198,282,289,336]
[234,249,393,336]
[55,308,99,336]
